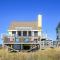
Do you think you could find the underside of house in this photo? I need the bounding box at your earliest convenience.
[4,44,40,52]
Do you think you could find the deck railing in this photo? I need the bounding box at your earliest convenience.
[3,35,40,44]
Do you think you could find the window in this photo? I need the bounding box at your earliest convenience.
[12,31,16,34]
[41,39,46,41]
[28,31,31,36]
[18,31,21,36]
[57,36,59,39]
[57,30,58,33]
[23,31,27,36]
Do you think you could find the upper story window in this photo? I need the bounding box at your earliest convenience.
[17,31,21,36]
[28,31,31,36]
[23,31,27,36]
[12,31,16,34]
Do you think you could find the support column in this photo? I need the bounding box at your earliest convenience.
[11,45,12,48]
[32,31,34,36]
[21,44,23,50]
[16,31,18,36]
[31,31,34,42]
[43,41,44,49]
[21,31,23,36]
[27,31,28,36]
[40,37,41,50]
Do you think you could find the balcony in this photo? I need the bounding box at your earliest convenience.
[3,35,40,44]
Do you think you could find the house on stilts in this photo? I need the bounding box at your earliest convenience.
[2,14,52,52]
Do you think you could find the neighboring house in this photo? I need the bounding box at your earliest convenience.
[41,39,53,49]
[55,22,60,47]
[56,22,60,41]
[52,22,60,48]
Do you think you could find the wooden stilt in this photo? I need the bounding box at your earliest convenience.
[11,45,12,48]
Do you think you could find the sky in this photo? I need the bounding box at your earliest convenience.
[0,0,60,44]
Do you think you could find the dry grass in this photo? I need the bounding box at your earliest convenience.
[0,48,60,60]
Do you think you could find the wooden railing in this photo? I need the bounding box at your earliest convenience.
[3,35,40,44]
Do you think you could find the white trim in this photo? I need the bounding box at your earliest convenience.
[8,30,17,31]
[8,30,39,31]
[31,30,38,31]
[4,43,39,44]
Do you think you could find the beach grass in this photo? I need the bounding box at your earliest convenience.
[0,48,60,60]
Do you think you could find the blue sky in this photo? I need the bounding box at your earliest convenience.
[0,0,60,44]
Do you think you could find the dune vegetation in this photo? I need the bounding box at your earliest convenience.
[0,48,60,60]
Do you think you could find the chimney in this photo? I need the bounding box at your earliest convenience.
[38,14,42,31]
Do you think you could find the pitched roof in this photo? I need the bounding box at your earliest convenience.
[8,21,38,30]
